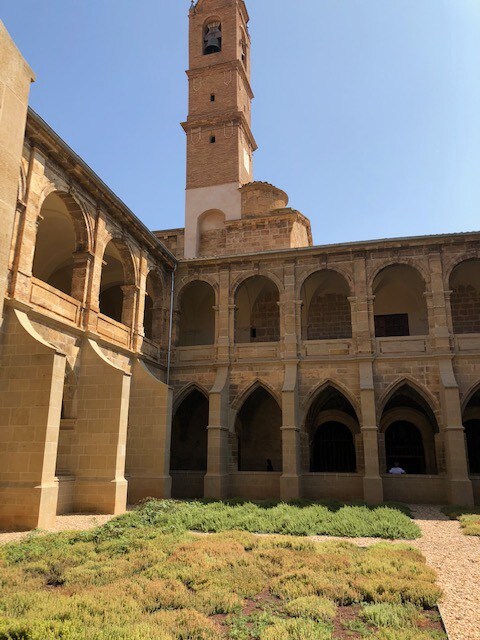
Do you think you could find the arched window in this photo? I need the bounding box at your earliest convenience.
[235,276,280,343]
[177,281,215,346]
[32,192,85,297]
[305,385,359,473]
[450,260,480,334]
[171,389,209,472]
[380,383,438,474]
[99,240,134,324]
[235,386,282,472]
[204,21,222,55]
[373,265,428,337]
[301,270,352,340]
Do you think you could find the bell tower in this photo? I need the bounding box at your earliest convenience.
[182,0,256,258]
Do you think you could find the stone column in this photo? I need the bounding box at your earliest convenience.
[126,358,173,503]
[0,24,35,324]
[352,252,374,354]
[72,339,130,514]
[0,309,65,530]
[280,362,301,500]
[439,358,474,506]
[205,366,230,499]
[359,361,384,503]
[71,251,94,308]
[216,268,230,362]
[427,249,451,351]
[282,261,299,360]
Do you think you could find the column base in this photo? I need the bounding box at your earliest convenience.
[447,478,474,506]
[0,482,58,531]
[73,478,128,515]
[127,476,172,505]
[363,476,384,504]
[204,473,230,500]
[280,474,301,502]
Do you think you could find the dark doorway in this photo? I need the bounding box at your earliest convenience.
[465,419,480,474]
[311,422,356,472]
[385,421,426,474]
[171,390,208,471]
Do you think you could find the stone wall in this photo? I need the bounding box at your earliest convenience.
[451,285,480,334]
[306,292,352,340]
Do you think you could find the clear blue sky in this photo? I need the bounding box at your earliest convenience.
[2,1,480,245]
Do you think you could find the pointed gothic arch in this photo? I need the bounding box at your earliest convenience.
[304,384,359,473]
[170,386,209,473]
[379,381,439,474]
[234,383,282,472]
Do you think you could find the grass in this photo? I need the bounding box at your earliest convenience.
[0,510,445,640]
[441,505,480,536]
[102,498,421,540]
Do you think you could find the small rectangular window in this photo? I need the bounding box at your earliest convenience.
[374,314,409,337]
[210,94,216,102]
[210,135,216,144]
[250,327,257,339]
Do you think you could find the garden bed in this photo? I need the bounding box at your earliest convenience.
[0,517,445,639]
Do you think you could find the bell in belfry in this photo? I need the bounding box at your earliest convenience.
[204,22,222,55]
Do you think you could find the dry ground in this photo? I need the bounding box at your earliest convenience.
[1,505,478,639]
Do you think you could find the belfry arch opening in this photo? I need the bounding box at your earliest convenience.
[178,281,215,346]
[198,209,226,257]
[144,271,163,342]
[450,259,480,334]
[203,20,222,55]
[32,192,85,297]
[463,388,480,475]
[301,270,352,340]
[170,389,209,473]
[235,276,280,343]
[235,386,282,472]
[380,384,438,474]
[373,264,428,337]
[99,240,133,324]
[305,386,359,473]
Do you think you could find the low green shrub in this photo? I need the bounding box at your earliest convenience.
[360,602,420,628]
[260,617,333,640]
[284,596,336,622]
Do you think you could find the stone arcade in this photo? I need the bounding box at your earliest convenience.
[1,0,479,530]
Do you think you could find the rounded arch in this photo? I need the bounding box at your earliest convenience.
[232,270,284,300]
[99,238,136,324]
[368,259,429,291]
[177,279,216,346]
[171,387,209,473]
[32,190,91,297]
[372,264,428,337]
[449,258,480,334]
[444,252,480,288]
[234,384,282,472]
[234,275,280,343]
[144,269,164,342]
[300,269,352,341]
[38,186,92,252]
[198,209,226,257]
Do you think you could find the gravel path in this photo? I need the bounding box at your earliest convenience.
[409,505,480,640]
[1,506,478,639]
[0,513,115,544]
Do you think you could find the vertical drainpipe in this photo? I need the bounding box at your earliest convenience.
[166,263,177,386]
